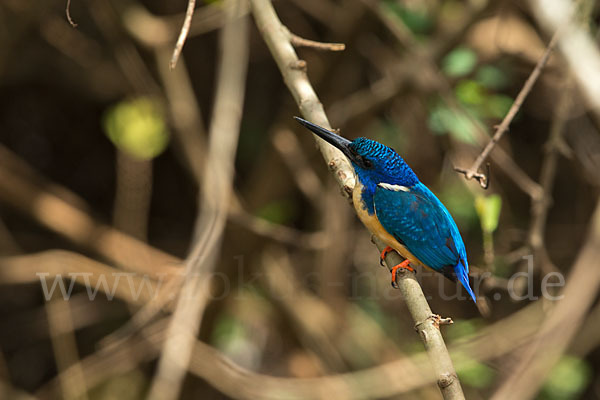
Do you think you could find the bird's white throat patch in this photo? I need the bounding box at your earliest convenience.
[377,182,410,192]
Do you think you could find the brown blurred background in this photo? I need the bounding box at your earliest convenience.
[1,0,600,399]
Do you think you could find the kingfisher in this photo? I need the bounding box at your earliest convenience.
[294,117,476,302]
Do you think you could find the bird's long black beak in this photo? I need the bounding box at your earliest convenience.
[293,117,354,159]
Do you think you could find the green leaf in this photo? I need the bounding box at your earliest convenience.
[540,356,592,400]
[255,200,297,224]
[475,195,502,233]
[370,118,408,150]
[211,313,246,349]
[457,359,495,389]
[103,97,169,160]
[88,369,146,400]
[445,319,484,341]
[355,298,391,332]
[428,103,479,144]
[443,47,478,78]
[476,65,509,90]
[485,94,513,119]
[437,180,477,226]
[381,1,432,34]
[455,80,486,106]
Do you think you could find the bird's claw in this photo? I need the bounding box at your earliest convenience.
[390,259,414,288]
[379,246,395,266]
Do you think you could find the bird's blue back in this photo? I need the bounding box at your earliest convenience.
[348,138,476,301]
[374,183,466,271]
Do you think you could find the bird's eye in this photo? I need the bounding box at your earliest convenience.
[362,158,373,169]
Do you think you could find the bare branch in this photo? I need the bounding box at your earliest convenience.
[455,30,559,188]
[147,1,249,399]
[169,0,196,69]
[66,0,78,28]
[250,0,465,398]
[286,28,345,51]
[528,77,573,274]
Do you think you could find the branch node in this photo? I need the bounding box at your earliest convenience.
[415,314,454,331]
[453,163,490,189]
[438,373,456,389]
[290,60,307,71]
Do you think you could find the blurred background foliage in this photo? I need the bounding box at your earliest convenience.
[0,0,599,399]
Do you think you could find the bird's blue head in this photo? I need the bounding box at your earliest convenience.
[348,137,419,190]
[294,117,419,198]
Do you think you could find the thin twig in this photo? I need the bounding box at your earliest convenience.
[147,1,249,399]
[66,0,78,28]
[455,30,560,187]
[528,78,572,274]
[286,28,345,51]
[250,1,465,398]
[169,0,196,69]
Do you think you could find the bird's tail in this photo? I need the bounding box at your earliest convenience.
[455,260,476,303]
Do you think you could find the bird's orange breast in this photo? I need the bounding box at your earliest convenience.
[352,181,427,268]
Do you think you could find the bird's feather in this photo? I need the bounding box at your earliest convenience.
[292,118,476,302]
[373,182,475,301]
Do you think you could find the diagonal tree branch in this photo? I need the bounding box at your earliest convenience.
[250,0,464,398]
[454,30,560,188]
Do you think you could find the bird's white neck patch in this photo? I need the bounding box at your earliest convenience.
[377,182,410,192]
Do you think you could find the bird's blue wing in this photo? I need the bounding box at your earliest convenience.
[373,182,462,270]
[374,182,475,301]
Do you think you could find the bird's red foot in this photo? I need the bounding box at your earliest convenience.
[379,246,395,266]
[390,259,414,288]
